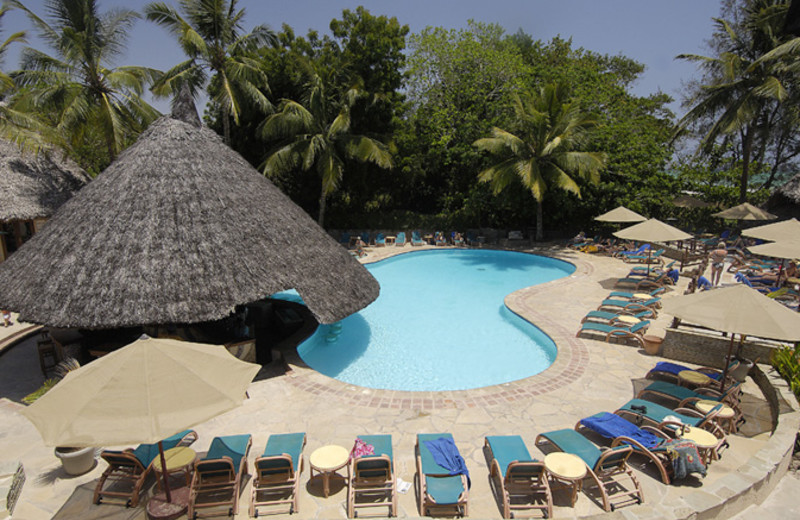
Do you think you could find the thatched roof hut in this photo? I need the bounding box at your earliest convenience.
[0,100,379,328]
[0,139,89,221]
[766,172,800,219]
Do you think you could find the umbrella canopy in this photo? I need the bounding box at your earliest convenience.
[712,202,777,221]
[742,218,800,241]
[672,194,712,209]
[661,284,800,343]
[0,138,90,221]
[22,336,260,447]
[0,98,379,327]
[594,206,647,223]
[747,239,800,260]
[613,218,693,243]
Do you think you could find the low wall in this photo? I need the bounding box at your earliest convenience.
[662,327,778,368]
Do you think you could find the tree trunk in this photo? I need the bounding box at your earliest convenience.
[739,127,754,203]
[536,199,543,241]
[222,105,231,145]
[318,188,327,228]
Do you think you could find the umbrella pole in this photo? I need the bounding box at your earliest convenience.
[646,244,652,277]
[720,334,737,393]
[158,440,173,503]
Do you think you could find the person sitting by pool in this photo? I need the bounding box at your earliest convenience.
[434,231,447,246]
[354,237,368,258]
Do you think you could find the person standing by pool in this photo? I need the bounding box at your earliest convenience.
[709,242,727,286]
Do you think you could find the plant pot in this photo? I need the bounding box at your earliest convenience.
[730,359,753,382]
[54,446,95,475]
[642,335,663,356]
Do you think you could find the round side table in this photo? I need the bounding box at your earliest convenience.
[695,399,737,433]
[310,445,349,497]
[678,427,718,465]
[678,370,714,388]
[544,452,587,506]
[615,315,640,325]
[151,447,196,490]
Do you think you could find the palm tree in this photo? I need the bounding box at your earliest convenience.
[675,0,793,202]
[144,0,276,144]
[8,0,160,163]
[261,73,393,227]
[0,5,25,98]
[473,83,606,240]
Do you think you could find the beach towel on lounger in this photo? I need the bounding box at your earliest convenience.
[423,437,471,488]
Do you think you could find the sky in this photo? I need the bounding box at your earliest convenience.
[2,0,725,116]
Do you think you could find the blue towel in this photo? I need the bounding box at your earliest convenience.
[581,412,662,450]
[652,361,721,381]
[697,276,712,290]
[667,269,679,283]
[423,437,471,488]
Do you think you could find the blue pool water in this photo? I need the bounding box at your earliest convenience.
[297,249,575,391]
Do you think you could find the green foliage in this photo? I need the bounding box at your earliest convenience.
[22,378,59,404]
[772,343,800,402]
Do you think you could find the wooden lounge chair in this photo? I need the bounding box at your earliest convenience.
[484,435,551,519]
[581,310,654,325]
[576,320,650,347]
[375,233,386,247]
[645,360,740,386]
[607,288,665,300]
[534,429,643,512]
[416,433,469,517]
[622,248,664,264]
[637,381,742,425]
[411,231,425,246]
[597,298,659,315]
[189,434,252,519]
[615,272,673,290]
[348,434,397,518]
[395,231,407,246]
[93,429,197,507]
[250,432,306,516]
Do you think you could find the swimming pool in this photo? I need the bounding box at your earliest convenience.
[297,249,575,391]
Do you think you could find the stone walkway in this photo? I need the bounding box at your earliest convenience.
[0,243,795,519]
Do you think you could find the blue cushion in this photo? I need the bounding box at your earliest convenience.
[132,429,194,467]
[538,429,601,469]
[205,434,251,474]
[259,432,305,471]
[486,435,534,479]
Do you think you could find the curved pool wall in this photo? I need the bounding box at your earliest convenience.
[297,249,575,391]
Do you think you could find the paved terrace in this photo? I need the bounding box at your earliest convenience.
[0,242,797,519]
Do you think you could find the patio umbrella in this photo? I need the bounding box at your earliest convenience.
[742,218,800,241]
[22,336,260,506]
[712,202,777,221]
[0,92,378,328]
[661,285,800,390]
[594,206,647,223]
[747,238,800,260]
[672,194,712,209]
[613,218,693,275]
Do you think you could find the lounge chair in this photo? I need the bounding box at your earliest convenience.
[598,298,660,315]
[629,261,676,276]
[576,412,703,484]
[615,272,673,290]
[623,248,664,264]
[416,433,469,517]
[452,232,465,247]
[348,434,397,518]
[645,360,740,386]
[576,320,650,346]
[534,429,643,512]
[340,232,351,246]
[411,231,425,246]
[375,233,386,247]
[94,429,198,507]
[250,432,306,516]
[395,232,407,247]
[435,231,448,246]
[484,435,551,519]
[614,244,650,258]
[360,232,371,246]
[581,310,654,325]
[189,434,252,519]
[607,288,665,300]
[615,399,721,430]
[637,380,742,420]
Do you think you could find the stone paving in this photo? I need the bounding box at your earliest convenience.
[0,242,796,519]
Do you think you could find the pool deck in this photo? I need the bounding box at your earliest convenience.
[0,242,797,519]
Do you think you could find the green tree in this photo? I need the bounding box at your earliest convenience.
[675,0,797,202]
[261,73,393,227]
[473,83,606,240]
[144,0,276,144]
[8,0,160,167]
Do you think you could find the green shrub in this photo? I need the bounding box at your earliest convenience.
[772,343,800,403]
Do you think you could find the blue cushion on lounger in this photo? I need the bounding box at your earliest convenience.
[538,429,601,469]
[205,434,251,474]
[485,435,534,479]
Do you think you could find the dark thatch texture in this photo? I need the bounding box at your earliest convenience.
[0,139,90,221]
[766,172,800,220]
[0,110,379,328]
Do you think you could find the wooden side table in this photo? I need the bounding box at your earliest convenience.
[310,445,349,498]
[678,370,714,388]
[678,427,718,465]
[615,315,640,325]
[544,452,586,506]
[151,447,196,491]
[695,399,737,433]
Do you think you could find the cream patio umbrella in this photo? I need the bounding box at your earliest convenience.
[742,218,800,242]
[747,238,800,260]
[712,202,777,221]
[672,194,712,209]
[594,206,647,223]
[661,285,800,390]
[22,336,260,508]
[613,218,693,275]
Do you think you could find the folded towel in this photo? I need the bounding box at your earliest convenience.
[423,437,471,488]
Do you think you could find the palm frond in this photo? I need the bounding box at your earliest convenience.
[259,100,315,140]
[261,139,309,176]
[339,135,393,169]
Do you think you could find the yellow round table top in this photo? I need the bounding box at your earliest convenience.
[616,315,640,324]
[633,293,652,300]
[544,452,587,480]
[787,277,800,285]
[695,399,735,419]
[310,445,349,471]
[152,447,196,472]
[678,370,714,386]
[679,427,717,449]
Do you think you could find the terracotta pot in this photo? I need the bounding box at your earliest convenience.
[642,335,664,356]
[54,446,95,475]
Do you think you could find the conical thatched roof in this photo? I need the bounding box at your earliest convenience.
[766,172,800,219]
[0,139,90,221]
[0,104,379,328]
